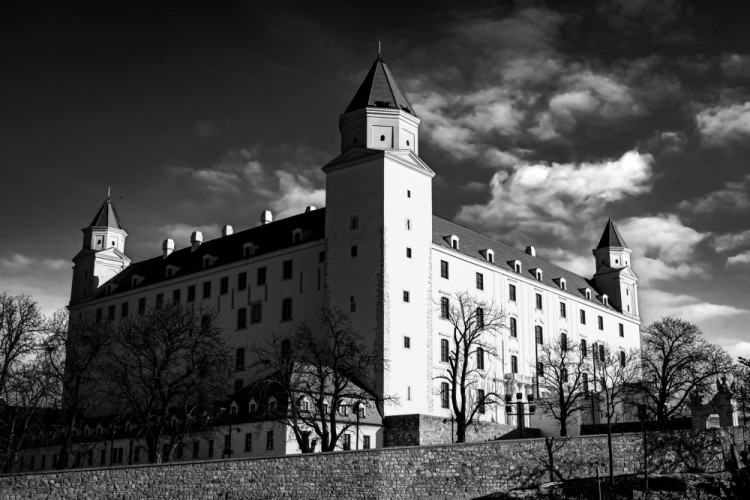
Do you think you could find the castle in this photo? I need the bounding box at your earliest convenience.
[55,54,642,464]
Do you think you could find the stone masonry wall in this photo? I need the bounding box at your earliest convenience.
[1,428,745,499]
[384,413,517,447]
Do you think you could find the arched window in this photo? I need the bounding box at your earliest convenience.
[235,348,245,371]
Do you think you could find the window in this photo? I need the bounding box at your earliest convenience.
[440,338,449,362]
[440,260,449,279]
[598,344,605,362]
[406,219,411,230]
[535,325,543,344]
[511,355,518,374]
[350,245,358,257]
[510,317,517,338]
[407,386,412,400]
[257,267,267,286]
[535,293,543,310]
[172,289,181,304]
[583,373,589,393]
[282,260,293,280]
[559,278,567,291]
[363,436,371,450]
[620,350,626,367]
[224,435,231,455]
[537,362,544,377]
[238,272,247,290]
[193,441,200,459]
[585,289,592,300]
[476,347,484,370]
[580,310,586,325]
[95,308,102,323]
[121,301,129,317]
[513,261,521,273]
[404,336,411,349]
[220,276,229,294]
[477,389,485,414]
[440,297,450,319]
[237,308,247,329]
[208,440,214,458]
[342,434,351,451]
[581,339,588,357]
[242,433,252,452]
[202,281,211,299]
[598,315,603,330]
[107,305,115,322]
[451,237,459,249]
[235,348,245,371]
[337,404,347,416]
[403,290,410,303]
[619,323,624,337]
[535,269,543,281]
[561,333,568,351]
[349,215,359,230]
[407,189,411,198]
[250,302,262,324]
[187,285,196,302]
[602,295,609,307]
[406,247,412,258]
[476,272,484,290]
[476,307,484,328]
[509,284,517,302]
[155,293,164,308]
[138,297,146,315]
[440,382,449,408]
[560,302,566,318]
[281,298,292,321]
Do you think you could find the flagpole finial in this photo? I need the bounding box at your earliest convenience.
[107,186,111,199]
[378,41,381,56]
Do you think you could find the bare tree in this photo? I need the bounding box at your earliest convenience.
[105,303,230,463]
[42,309,113,468]
[251,306,385,453]
[436,291,506,443]
[536,334,589,437]
[594,344,640,485]
[637,317,733,425]
[0,293,47,472]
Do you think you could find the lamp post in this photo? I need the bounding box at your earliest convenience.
[353,401,361,450]
[506,391,536,438]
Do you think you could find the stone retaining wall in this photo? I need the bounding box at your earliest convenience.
[1,427,745,499]
[383,413,517,446]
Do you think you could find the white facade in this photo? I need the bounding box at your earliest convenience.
[67,55,641,441]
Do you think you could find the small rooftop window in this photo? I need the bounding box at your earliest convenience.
[509,260,521,273]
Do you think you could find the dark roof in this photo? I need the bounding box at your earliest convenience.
[89,197,123,229]
[596,218,627,249]
[433,216,611,306]
[344,55,417,117]
[97,208,326,297]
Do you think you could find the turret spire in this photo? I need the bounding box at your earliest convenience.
[344,55,417,117]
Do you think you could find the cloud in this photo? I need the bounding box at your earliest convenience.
[678,175,750,214]
[0,254,71,317]
[726,251,750,266]
[720,53,750,78]
[194,121,219,137]
[456,150,654,244]
[713,229,750,252]
[696,102,750,145]
[640,289,748,325]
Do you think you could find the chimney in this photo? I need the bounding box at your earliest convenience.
[162,238,174,258]
[222,225,233,237]
[305,205,316,212]
[260,210,273,225]
[525,245,536,257]
[190,231,203,251]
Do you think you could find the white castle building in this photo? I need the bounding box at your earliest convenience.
[66,55,641,456]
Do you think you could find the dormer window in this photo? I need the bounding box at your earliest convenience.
[268,399,277,411]
[165,265,180,279]
[555,278,566,291]
[584,288,592,300]
[481,249,495,263]
[131,275,144,288]
[292,228,302,244]
[249,399,257,413]
[509,260,522,273]
[602,294,609,307]
[230,402,238,416]
[243,243,256,258]
[444,235,460,250]
[532,268,543,281]
[203,255,217,269]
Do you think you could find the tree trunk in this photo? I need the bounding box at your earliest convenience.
[545,437,556,482]
[607,422,614,485]
[456,419,467,443]
[560,418,568,437]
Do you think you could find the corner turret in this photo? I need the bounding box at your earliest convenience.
[592,219,638,316]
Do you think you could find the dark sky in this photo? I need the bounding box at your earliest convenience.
[2,0,749,357]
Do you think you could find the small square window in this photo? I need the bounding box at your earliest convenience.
[404,336,411,349]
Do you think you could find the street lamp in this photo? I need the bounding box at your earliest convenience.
[506,392,536,437]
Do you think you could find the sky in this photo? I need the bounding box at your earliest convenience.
[2,0,749,359]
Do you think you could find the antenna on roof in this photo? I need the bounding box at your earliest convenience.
[378,41,381,56]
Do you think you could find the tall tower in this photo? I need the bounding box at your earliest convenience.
[592,219,639,316]
[70,195,131,303]
[324,55,435,415]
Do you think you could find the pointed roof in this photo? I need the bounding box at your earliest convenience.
[344,55,417,117]
[596,218,627,249]
[89,197,123,229]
